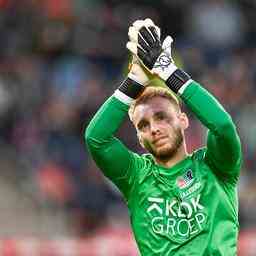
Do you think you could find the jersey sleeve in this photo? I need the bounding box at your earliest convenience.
[85,95,143,199]
[180,81,242,183]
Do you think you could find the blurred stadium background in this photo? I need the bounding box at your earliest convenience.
[0,0,255,255]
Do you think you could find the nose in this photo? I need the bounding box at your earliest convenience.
[150,122,160,135]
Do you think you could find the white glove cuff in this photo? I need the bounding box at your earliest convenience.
[114,90,134,106]
[127,72,146,86]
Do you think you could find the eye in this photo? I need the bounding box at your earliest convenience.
[138,121,149,131]
[155,112,166,121]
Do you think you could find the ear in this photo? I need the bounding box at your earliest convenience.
[137,132,145,149]
[179,112,189,130]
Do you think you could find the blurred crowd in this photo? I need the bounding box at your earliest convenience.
[0,0,255,247]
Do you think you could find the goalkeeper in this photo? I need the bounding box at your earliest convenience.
[85,19,242,255]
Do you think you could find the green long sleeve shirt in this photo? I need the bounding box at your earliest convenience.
[85,81,242,255]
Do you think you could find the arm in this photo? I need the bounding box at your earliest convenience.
[180,81,242,182]
[85,96,139,198]
[85,56,150,199]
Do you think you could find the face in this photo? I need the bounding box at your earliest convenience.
[133,96,188,160]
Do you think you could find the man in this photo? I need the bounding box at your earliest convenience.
[85,18,242,255]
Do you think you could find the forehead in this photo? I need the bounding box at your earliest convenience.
[133,96,177,123]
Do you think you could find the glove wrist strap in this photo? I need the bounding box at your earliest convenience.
[165,69,191,93]
[114,78,145,105]
[118,77,145,99]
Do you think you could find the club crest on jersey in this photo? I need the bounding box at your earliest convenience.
[176,169,194,189]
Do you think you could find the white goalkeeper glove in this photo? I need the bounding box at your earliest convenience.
[127,18,191,93]
[127,18,161,86]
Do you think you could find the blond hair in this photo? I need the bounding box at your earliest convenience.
[128,86,181,122]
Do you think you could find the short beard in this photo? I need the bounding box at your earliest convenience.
[145,128,184,161]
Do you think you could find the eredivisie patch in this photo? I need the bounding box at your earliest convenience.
[176,169,194,189]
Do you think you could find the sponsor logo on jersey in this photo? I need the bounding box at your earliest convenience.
[179,181,201,199]
[147,194,207,239]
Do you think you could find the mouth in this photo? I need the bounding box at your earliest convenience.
[153,136,168,146]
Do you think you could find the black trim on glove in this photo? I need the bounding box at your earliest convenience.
[137,26,162,69]
[118,78,145,99]
[165,69,191,93]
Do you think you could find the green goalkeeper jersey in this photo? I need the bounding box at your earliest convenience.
[85,81,242,256]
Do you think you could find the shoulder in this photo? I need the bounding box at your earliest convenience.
[134,153,154,169]
[131,153,154,183]
[191,147,207,162]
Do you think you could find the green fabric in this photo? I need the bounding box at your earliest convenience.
[85,81,242,255]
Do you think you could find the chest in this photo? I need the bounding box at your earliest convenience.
[129,161,231,243]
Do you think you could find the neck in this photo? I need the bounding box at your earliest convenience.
[154,142,188,168]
